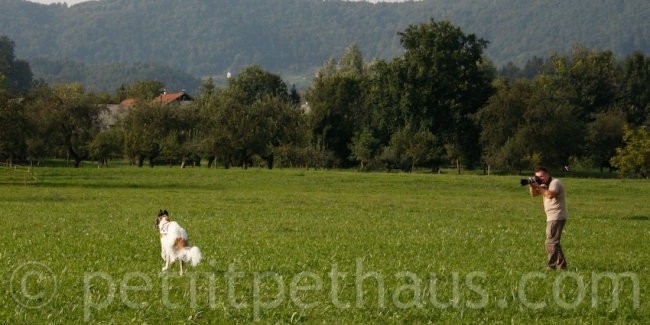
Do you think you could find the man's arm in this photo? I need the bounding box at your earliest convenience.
[530,183,558,199]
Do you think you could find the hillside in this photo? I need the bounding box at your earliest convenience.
[2,0,649,90]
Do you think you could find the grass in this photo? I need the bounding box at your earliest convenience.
[0,166,648,323]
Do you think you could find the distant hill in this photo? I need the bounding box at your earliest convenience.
[2,0,649,91]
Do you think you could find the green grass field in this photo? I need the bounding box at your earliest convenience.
[1,166,648,323]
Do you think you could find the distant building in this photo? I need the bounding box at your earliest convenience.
[119,98,136,108]
[100,91,194,128]
[150,91,194,106]
[100,104,127,128]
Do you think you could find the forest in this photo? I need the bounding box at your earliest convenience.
[1,16,649,177]
[1,0,649,93]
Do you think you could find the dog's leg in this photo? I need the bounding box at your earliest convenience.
[179,260,184,276]
[161,248,168,272]
[162,253,170,272]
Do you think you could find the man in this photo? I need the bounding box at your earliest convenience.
[529,166,568,270]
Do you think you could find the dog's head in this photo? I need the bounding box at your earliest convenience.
[155,209,169,230]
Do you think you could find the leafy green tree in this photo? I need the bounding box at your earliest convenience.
[0,77,27,164]
[364,59,403,146]
[349,127,379,169]
[197,66,303,169]
[524,88,585,168]
[306,45,380,168]
[22,83,52,165]
[306,73,365,167]
[228,65,290,105]
[27,83,104,167]
[195,86,222,167]
[475,79,532,172]
[339,43,365,76]
[196,88,242,168]
[621,52,650,125]
[0,36,33,94]
[610,125,650,178]
[121,103,166,167]
[585,111,626,172]
[476,76,584,171]
[390,125,440,173]
[396,19,494,169]
[548,45,621,120]
[89,127,123,167]
[156,105,199,168]
[251,96,306,169]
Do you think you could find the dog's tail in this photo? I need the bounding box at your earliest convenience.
[187,246,202,267]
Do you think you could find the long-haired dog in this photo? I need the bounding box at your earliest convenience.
[155,210,202,275]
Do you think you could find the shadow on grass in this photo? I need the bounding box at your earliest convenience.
[31,182,226,191]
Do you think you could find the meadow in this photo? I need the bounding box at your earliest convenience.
[0,165,648,324]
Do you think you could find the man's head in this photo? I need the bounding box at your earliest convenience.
[534,166,551,185]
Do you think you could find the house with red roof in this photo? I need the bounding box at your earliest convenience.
[150,91,193,106]
[101,91,194,127]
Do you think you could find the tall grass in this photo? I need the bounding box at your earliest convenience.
[1,166,647,323]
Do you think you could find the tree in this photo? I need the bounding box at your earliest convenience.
[89,127,123,167]
[0,36,33,94]
[516,84,585,168]
[306,45,377,167]
[228,65,290,105]
[621,52,650,125]
[396,19,494,170]
[389,124,440,173]
[252,97,305,169]
[27,83,104,167]
[306,73,365,167]
[338,43,364,76]
[610,125,650,178]
[0,77,27,165]
[196,66,303,169]
[475,79,532,172]
[364,59,403,146]
[121,102,166,167]
[585,111,626,172]
[349,127,379,169]
[156,104,200,168]
[548,45,621,120]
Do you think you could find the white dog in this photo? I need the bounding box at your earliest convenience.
[155,210,202,275]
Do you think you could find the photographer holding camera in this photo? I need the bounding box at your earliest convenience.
[527,166,568,270]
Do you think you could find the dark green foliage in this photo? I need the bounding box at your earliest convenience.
[194,67,305,169]
[396,19,494,169]
[0,81,27,164]
[21,83,105,167]
[306,73,366,167]
[0,36,33,94]
[622,52,650,125]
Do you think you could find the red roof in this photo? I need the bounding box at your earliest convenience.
[151,92,193,105]
[118,92,193,108]
[120,98,136,107]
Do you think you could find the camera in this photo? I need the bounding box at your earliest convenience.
[520,176,541,186]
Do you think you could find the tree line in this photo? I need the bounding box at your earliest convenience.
[1,20,649,177]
